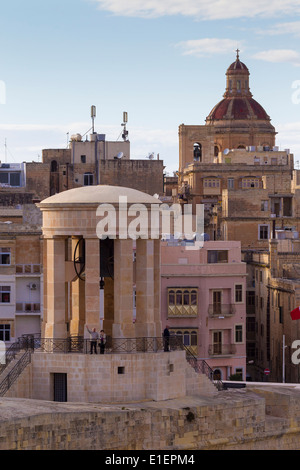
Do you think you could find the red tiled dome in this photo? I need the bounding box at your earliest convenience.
[227,59,249,72]
[207,97,270,121]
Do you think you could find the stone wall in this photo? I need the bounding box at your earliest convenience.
[5,351,217,403]
[2,386,300,450]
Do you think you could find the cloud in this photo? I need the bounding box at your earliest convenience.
[253,49,300,66]
[257,21,300,37]
[91,0,300,20]
[176,38,242,58]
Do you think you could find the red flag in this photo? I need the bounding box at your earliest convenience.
[290,306,300,320]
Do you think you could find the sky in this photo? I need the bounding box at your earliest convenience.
[0,0,300,175]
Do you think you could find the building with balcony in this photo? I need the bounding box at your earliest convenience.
[0,204,42,345]
[161,240,247,381]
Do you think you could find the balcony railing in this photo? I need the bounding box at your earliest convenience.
[208,343,236,356]
[16,302,41,313]
[208,304,235,317]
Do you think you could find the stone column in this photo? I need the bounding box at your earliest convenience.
[135,238,156,337]
[103,277,114,338]
[44,236,67,339]
[70,237,85,336]
[112,239,134,338]
[153,239,162,337]
[84,237,101,334]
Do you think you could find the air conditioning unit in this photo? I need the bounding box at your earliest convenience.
[29,283,37,290]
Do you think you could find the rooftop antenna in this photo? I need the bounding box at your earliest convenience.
[91,105,96,134]
[121,111,128,141]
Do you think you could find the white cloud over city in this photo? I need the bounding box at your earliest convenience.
[175,38,243,58]
[253,49,300,67]
[91,0,300,20]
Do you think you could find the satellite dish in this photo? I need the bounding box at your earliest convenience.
[148,152,154,160]
[117,152,123,159]
[223,149,230,155]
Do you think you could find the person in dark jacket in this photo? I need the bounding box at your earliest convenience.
[163,325,170,352]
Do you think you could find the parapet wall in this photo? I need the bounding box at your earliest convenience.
[2,387,300,450]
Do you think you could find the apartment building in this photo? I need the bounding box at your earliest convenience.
[161,240,247,381]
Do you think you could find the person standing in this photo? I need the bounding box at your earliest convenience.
[163,325,170,352]
[86,325,99,354]
[99,330,106,354]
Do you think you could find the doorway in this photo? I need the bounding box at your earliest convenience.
[53,373,67,402]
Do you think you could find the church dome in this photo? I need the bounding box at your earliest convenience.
[207,96,270,121]
[206,51,272,126]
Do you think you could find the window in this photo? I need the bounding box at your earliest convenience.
[207,250,228,263]
[279,306,283,324]
[50,160,58,172]
[227,178,234,189]
[167,288,198,317]
[81,155,86,163]
[0,286,10,303]
[0,173,8,184]
[259,224,269,240]
[0,324,10,342]
[242,178,260,189]
[204,178,220,188]
[0,172,21,186]
[235,368,243,379]
[261,200,268,211]
[84,173,93,186]
[235,284,243,303]
[171,329,198,354]
[235,324,243,343]
[0,247,10,265]
[193,143,202,162]
[237,80,241,92]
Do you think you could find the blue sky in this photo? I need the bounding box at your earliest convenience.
[1,0,300,175]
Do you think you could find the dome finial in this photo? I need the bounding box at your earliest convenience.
[236,48,240,60]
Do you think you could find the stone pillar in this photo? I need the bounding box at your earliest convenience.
[70,237,85,337]
[153,239,162,337]
[112,239,134,338]
[103,277,114,338]
[44,236,67,339]
[135,239,156,337]
[84,237,101,334]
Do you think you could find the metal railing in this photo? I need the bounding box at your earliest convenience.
[208,343,236,356]
[183,345,223,391]
[208,304,235,317]
[26,334,184,354]
[0,333,224,396]
[0,350,31,397]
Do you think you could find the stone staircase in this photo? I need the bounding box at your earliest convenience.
[0,341,32,397]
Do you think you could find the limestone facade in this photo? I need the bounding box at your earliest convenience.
[38,185,162,340]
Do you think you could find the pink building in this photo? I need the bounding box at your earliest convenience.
[161,240,247,381]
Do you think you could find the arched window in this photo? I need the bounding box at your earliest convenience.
[51,160,58,172]
[214,145,220,157]
[183,290,190,305]
[213,369,222,380]
[193,143,202,162]
[168,290,175,306]
[176,290,183,306]
[183,331,190,346]
[191,290,197,305]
